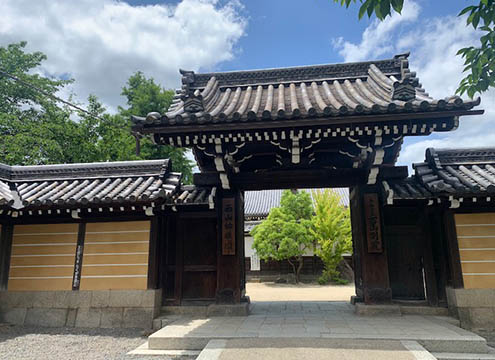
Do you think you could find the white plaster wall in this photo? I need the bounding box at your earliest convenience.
[244,235,315,257]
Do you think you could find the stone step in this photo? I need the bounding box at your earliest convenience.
[148,320,490,353]
[159,303,249,317]
[355,303,449,316]
[432,352,495,360]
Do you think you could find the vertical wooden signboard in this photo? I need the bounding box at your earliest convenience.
[72,223,85,290]
[222,198,236,255]
[364,193,382,253]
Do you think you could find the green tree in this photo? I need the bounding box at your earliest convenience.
[251,190,315,283]
[118,72,194,182]
[311,189,352,284]
[332,0,495,97]
[0,42,98,165]
[0,42,194,182]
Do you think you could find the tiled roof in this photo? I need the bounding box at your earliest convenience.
[383,147,495,202]
[131,53,480,127]
[0,179,14,207]
[244,220,261,233]
[0,160,181,210]
[167,185,216,208]
[244,188,349,218]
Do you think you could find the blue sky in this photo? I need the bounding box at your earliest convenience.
[127,0,465,72]
[0,0,492,167]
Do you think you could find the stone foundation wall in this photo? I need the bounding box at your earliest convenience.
[446,287,495,330]
[0,289,161,329]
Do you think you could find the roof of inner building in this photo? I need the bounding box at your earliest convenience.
[0,159,181,210]
[244,188,349,218]
[131,53,480,128]
[383,147,495,202]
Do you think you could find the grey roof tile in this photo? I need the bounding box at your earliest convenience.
[131,54,480,127]
[383,147,495,201]
[244,188,349,218]
[0,159,181,210]
[167,185,216,206]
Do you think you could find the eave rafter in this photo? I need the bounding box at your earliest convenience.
[179,118,432,175]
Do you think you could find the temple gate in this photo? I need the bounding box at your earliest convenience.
[131,53,482,306]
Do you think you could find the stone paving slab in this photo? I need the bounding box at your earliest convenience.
[195,338,432,360]
[127,341,201,357]
[432,353,495,360]
[149,301,489,353]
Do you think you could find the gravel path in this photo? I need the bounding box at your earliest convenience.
[245,282,355,301]
[0,324,195,360]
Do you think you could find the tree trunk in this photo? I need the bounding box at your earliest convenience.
[287,258,298,283]
[296,255,304,284]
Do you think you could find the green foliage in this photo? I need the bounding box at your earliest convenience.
[456,1,495,98]
[0,42,194,182]
[311,189,352,284]
[333,0,404,20]
[332,0,495,97]
[318,272,349,285]
[251,190,315,283]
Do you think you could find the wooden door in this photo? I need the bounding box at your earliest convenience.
[177,215,217,304]
[386,225,425,300]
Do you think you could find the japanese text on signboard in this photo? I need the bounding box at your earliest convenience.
[364,193,382,253]
[222,198,235,255]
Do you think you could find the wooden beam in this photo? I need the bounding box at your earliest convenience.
[379,165,408,180]
[231,169,365,190]
[135,110,482,136]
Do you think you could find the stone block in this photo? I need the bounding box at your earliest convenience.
[25,308,68,327]
[455,289,495,308]
[469,307,495,330]
[207,303,249,317]
[90,291,110,307]
[109,290,144,308]
[399,306,448,316]
[100,308,123,328]
[457,308,473,329]
[123,307,153,329]
[32,291,57,308]
[67,291,92,308]
[66,309,77,327]
[0,308,27,325]
[354,303,401,316]
[1,292,35,308]
[141,290,160,308]
[75,308,101,328]
[445,287,457,311]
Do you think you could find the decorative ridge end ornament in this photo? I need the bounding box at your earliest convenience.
[179,69,204,113]
[425,148,443,170]
[391,52,418,102]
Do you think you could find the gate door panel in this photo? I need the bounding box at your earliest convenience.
[386,225,425,300]
[179,216,217,303]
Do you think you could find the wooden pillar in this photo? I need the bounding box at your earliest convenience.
[216,189,244,304]
[421,208,439,306]
[444,210,464,289]
[0,224,13,290]
[147,217,160,290]
[350,185,392,304]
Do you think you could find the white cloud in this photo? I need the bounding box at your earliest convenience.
[0,0,246,111]
[333,0,420,62]
[333,0,494,169]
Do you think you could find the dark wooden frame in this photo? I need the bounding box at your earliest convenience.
[0,224,13,290]
[444,210,464,289]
